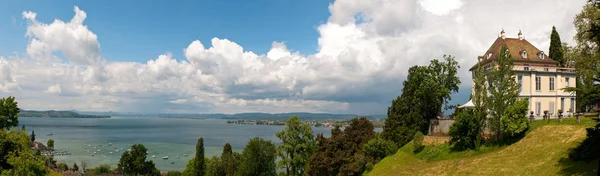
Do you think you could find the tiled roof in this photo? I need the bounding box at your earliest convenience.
[470,37,558,71]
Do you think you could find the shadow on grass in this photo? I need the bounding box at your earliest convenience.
[556,157,597,176]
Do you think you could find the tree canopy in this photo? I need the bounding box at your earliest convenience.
[383,55,461,147]
[117,144,160,176]
[549,26,565,66]
[306,117,375,176]
[486,45,520,141]
[276,116,315,176]
[237,137,277,176]
[0,96,20,130]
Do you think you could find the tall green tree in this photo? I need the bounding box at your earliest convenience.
[567,1,600,110]
[472,61,488,147]
[221,143,241,176]
[194,137,206,176]
[30,130,35,142]
[383,55,460,147]
[237,137,277,176]
[549,26,565,66]
[428,55,461,116]
[117,144,160,176]
[276,116,315,176]
[0,96,20,130]
[486,45,520,142]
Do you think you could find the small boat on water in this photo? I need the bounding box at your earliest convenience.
[162,156,168,160]
[152,155,156,158]
[183,154,188,157]
[47,133,53,136]
[171,162,175,164]
[108,143,112,146]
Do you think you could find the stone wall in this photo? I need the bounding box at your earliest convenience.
[428,119,455,136]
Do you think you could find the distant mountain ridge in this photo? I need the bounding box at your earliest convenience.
[79,111,386,120]
[19,110,111,118]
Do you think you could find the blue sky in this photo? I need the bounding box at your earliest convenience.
[0,0,586,114]
[0,0,331,62]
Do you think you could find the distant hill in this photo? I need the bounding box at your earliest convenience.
[78,111,386,120]
[19,110,110,118]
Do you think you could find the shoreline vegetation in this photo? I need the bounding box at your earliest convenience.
[19,110,111,118]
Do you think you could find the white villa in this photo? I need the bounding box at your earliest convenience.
[462,30,577,119]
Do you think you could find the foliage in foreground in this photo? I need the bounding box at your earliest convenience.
[118,144,160,176]
[362,137,398,163]
[237,137,277,176]
[448,110,481,151]
[0,130,48,176]
[306,117,375,176]
[501,98,530,138]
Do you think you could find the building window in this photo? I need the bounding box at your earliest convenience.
[521,50,527,58]
[549,77,555,91]
[524,64,529,71]
[487,53,492,59]
[565,77,570,87]
[535,76,541,91]
[536,102,541,115]
[518,75,523,93]
[544,67,549,71]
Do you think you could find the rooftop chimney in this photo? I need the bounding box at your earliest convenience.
[500,29,505,39]
[518,30,523,40]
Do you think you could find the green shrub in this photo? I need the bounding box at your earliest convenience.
[57,163,69,171]
[413,131,424,153]
[167,170,182,176]
[362,138,398,162]
[92,164,111,174]
[449,110,481,151]
[501,98,530,138]
[365,162,374,172]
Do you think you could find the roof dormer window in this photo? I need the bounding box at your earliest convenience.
[539,51,545,60]
[521,50,527,58]
[487,52,492,59]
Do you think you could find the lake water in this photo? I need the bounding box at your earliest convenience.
[17,117,337,171]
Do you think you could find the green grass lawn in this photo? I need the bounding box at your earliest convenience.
[366,117,598,176]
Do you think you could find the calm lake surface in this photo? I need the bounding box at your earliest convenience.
[17,116,341,171]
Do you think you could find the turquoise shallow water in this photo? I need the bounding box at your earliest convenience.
[17,117,334,171]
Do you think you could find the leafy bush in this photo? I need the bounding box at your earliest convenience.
[413,131,424,153]
[448,110,481,151]
[72,163,78,171]
[91,164,111,174]
[57,163,69,171]
[501,98,530,138]
[167,170,182,176]
[362,138,398,162]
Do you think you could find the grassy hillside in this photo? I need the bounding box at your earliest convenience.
[367,118,598,176]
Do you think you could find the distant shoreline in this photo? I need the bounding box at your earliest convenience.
[19,110,111,118]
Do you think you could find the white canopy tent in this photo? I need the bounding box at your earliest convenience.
[458,99,475,108]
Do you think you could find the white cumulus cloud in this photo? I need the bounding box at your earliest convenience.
[0,0,588,114]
